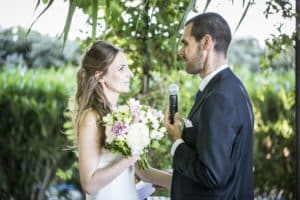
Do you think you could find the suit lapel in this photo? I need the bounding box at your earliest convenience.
[188,88,212,118]
[188,68,231,119]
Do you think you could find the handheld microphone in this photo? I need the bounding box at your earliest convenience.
[169,84,179,124]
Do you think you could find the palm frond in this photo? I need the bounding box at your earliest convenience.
[26,0,54,36]
[61,0,77,48]
[92,0,98,40]
[203,0,212,12]
[172,0,197,63]
[234,0,252,33]
[178,0,197,31]
[135,0,149,33]
[34,0,41,11]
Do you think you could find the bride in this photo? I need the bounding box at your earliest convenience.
[72,40,172,200]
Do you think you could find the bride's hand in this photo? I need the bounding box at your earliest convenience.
[125,154,140,165]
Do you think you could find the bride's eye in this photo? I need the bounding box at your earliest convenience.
[118,65,127,71]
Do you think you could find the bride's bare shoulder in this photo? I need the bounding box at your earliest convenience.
[79,109,100,127]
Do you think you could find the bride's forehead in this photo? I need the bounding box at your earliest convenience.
[116,52,127,60]
[112,52,128,65]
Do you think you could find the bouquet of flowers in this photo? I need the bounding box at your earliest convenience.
[102,98,166,170]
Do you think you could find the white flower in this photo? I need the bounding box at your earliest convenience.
[124,117,132,124]
[103,114,113,124]
[159,127,166,134]
[127,123,150,154]
[117,105,129,113]
[129,98,141,108]
[105,126,115,144]
[146,109,155,120]
[150,129,164,140]
[151,120,160,130]
[158,111,164,121]
[150,130,158,139]
[156,131,164,140]
[139,110,147,123]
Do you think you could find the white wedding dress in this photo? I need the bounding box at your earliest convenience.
[85,148,139,200]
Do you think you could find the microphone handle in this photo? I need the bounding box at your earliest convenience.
[169,95,178,124]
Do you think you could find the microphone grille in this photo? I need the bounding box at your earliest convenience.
[169,84,179,95]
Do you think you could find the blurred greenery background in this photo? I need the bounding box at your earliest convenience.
[0,0,296,199]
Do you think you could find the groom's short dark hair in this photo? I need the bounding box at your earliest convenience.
[186,12,232,56]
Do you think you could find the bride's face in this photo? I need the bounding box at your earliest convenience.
[102,52,133,93]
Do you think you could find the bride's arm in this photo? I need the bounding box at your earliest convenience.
[135,165,172,189]
[78,110,139,195]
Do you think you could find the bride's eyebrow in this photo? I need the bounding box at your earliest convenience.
[117,64,127,68]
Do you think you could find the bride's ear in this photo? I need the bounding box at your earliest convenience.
[94,71,103,82]
[95,71,106,88]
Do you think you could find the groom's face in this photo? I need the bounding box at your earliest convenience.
[179,23,205,75]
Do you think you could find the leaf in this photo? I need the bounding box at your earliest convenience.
[173,0,197,63]
[148,0,158,24]
[61,0,77,48]
[203,0,212,12]
[178,0,197,31]
[26,0,54,36]
[135,0,149,33]
[92,0,98,40]
[234,0,252,33]
[34,0,41,11]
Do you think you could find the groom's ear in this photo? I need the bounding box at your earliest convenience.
[199,34,213,50]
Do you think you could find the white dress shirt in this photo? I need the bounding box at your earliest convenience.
[170,64,229,156]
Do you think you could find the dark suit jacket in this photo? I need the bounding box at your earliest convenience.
[171,68,254,200]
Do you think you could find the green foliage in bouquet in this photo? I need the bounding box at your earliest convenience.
[105,140,131,156]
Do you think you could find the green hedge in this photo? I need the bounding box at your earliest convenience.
[244,69,295,199]
[0,67,77,199]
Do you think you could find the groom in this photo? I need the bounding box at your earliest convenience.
[164,12,254,199]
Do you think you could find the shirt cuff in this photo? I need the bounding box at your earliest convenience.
[171,138,184,156]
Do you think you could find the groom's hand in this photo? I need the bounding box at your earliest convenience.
[164,107,182,143]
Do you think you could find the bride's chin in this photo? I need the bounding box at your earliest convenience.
[122,88,130,93]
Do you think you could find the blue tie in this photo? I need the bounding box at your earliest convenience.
[195,90,202,102]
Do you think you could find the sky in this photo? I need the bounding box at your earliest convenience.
[0,0,295,46]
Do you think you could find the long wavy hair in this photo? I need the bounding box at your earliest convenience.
[73,41,120,146]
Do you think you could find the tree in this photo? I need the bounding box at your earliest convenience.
[29,0,253,93]
[295,0,299,199]
[0,26,81,69]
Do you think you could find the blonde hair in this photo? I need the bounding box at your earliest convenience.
[73,41,120,146]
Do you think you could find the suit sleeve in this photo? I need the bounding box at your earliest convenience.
[173,94,238,189]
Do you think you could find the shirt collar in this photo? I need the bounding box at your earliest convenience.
[199,64,229,92]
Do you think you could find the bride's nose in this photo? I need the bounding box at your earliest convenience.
[127,69,133,78]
